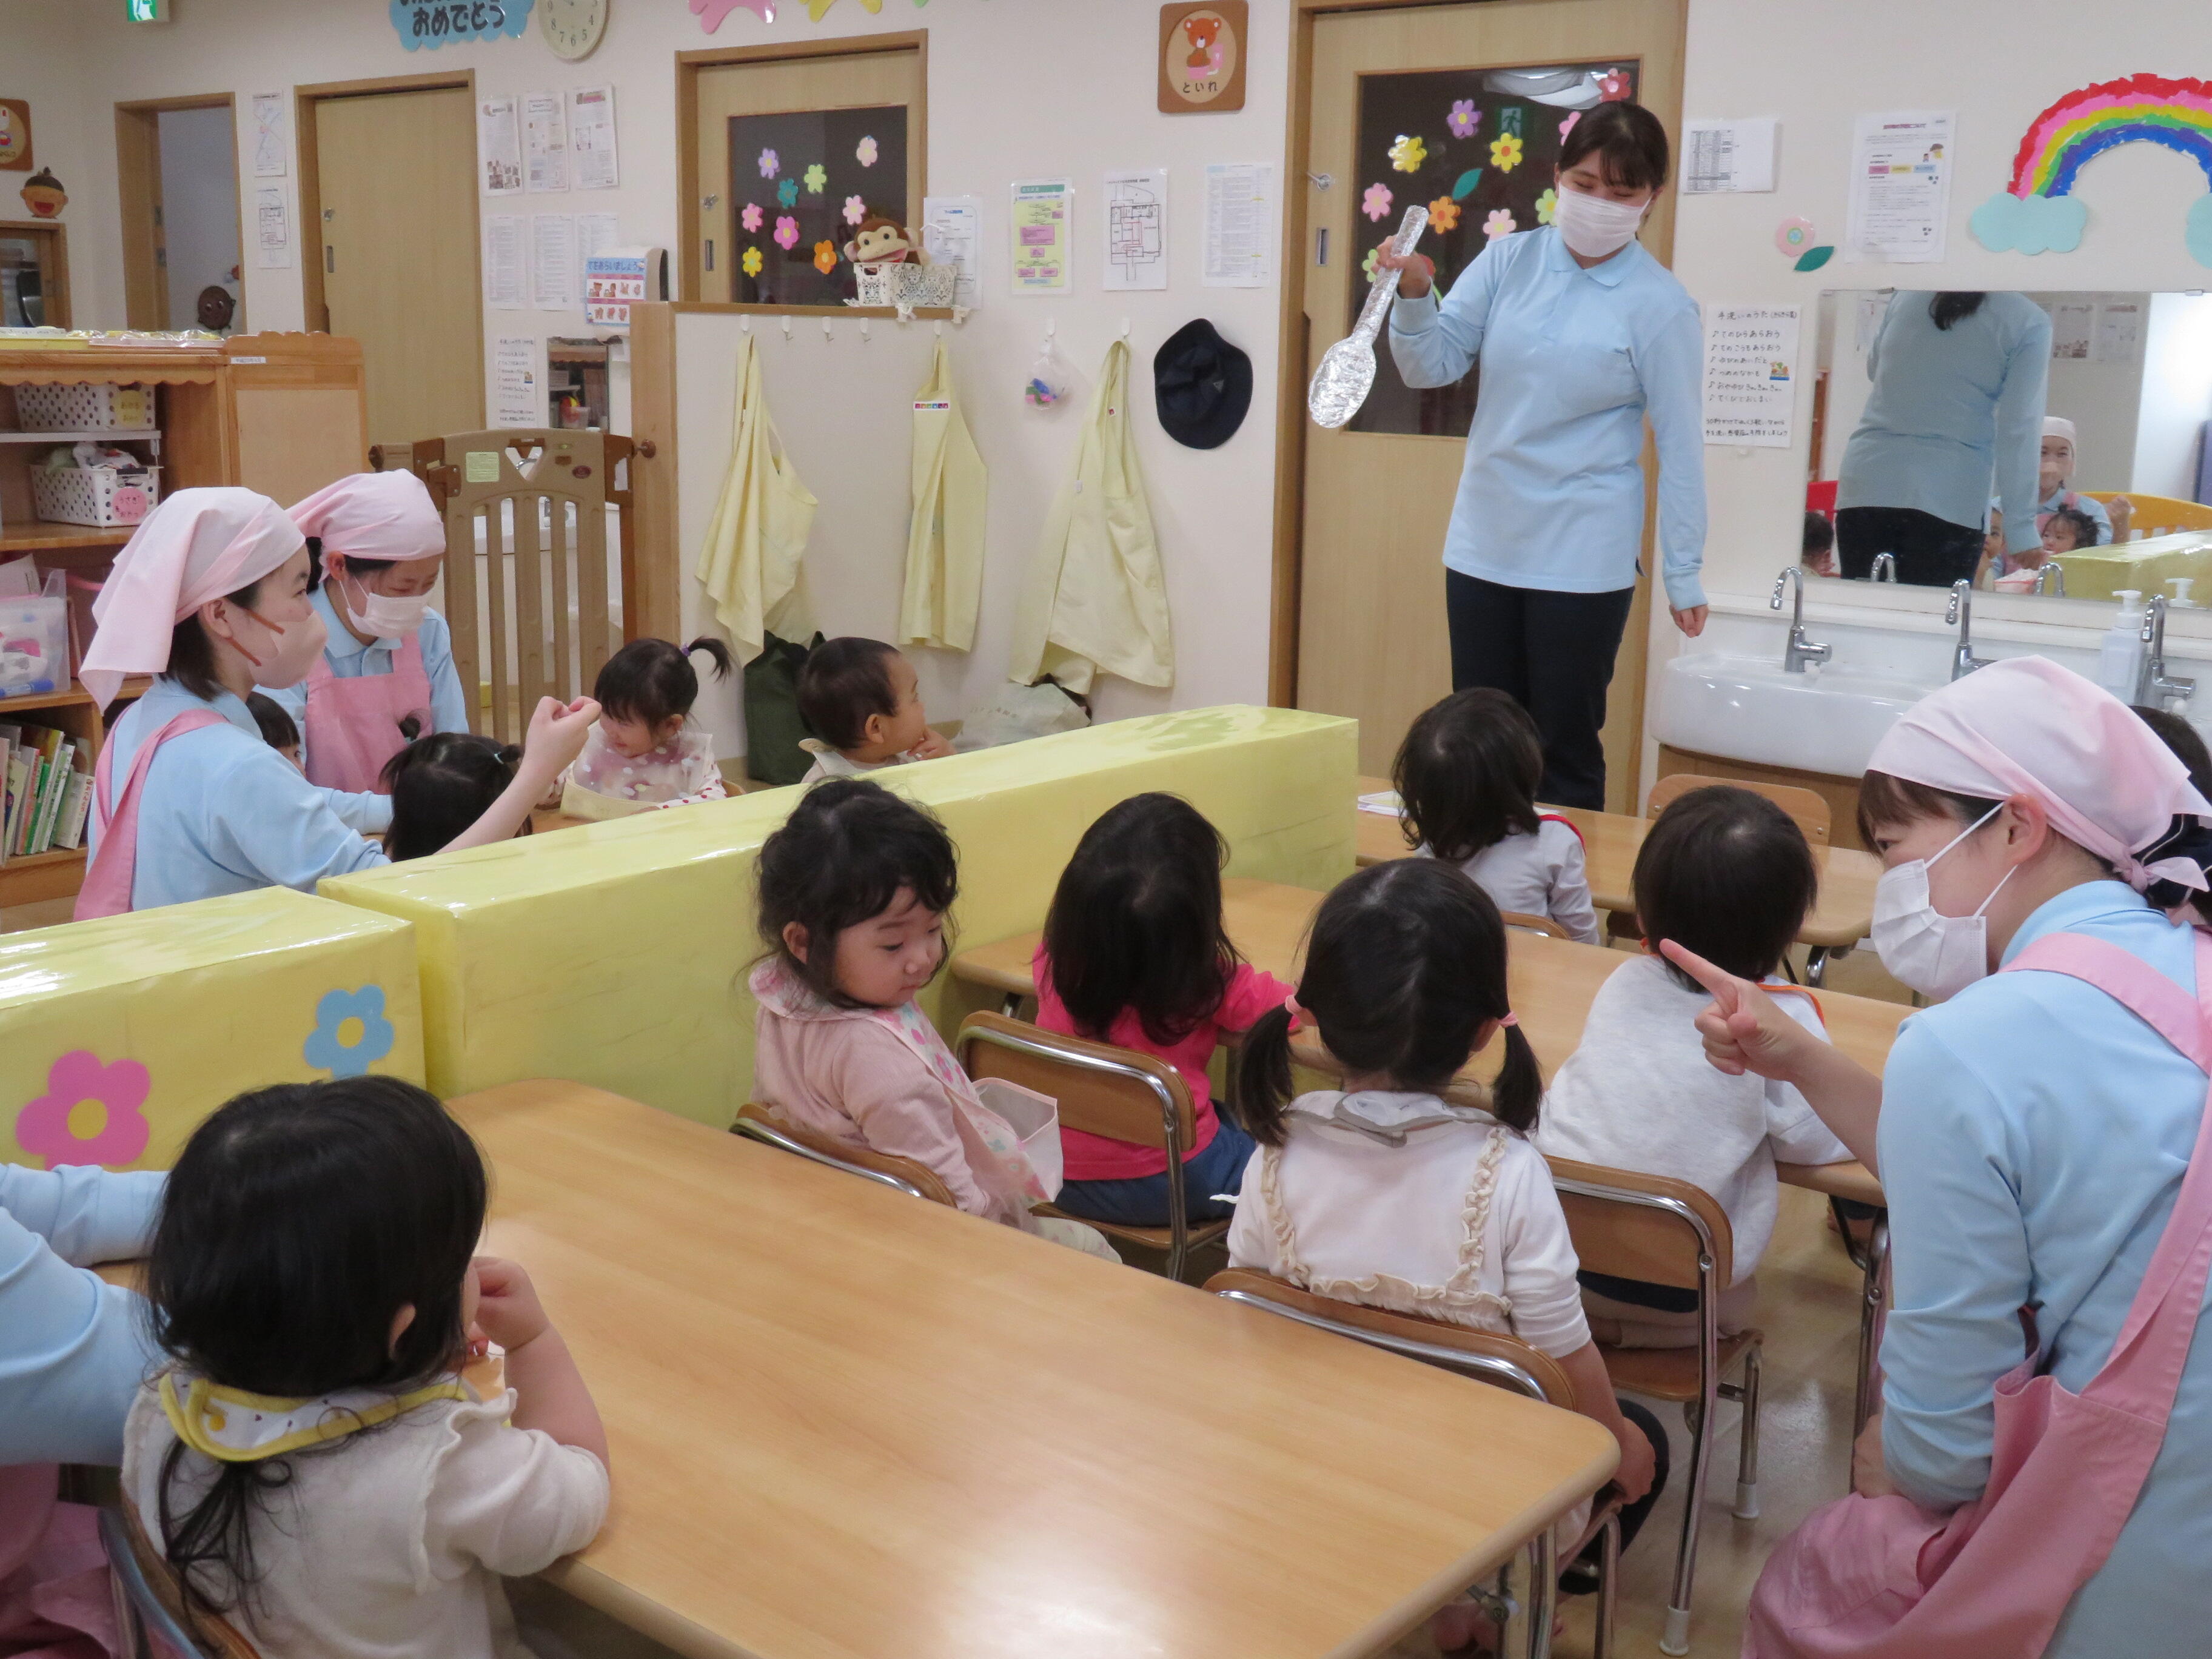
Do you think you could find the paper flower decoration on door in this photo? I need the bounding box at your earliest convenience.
[741,203,763,233]
[1389,134,1428,174]
[774,215,800,250]
[692,0,776,30]
[843,195,867,226]
[803,163,827,195]
[1361,183,1393,222]
[1427,197,1461,233]
[304,986,397,1080]
[813,240,839,275]
[777,177,799,208]
[857,135,879,167]
[1484,208,1517,238]
[1489,133,1524,173]
[742,246,763,276]
[1535,188,1558,225]
[1447,101,1480,139]
[13,1050,152,1170]
[1971,73,2212,264]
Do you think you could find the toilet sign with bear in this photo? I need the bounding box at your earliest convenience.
[1158,1,1247,114]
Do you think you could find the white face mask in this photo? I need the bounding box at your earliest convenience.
[1870,803,2018,1002]
[1551,183,1649,259]
[338,572,430,640]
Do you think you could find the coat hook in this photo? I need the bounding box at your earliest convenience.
[780,315,793,341]
[740,314,751,334]
[933,319,943,338]
[1119,318,1131,341]
[822,316,834,341]
[1045,317,1056,341]
[859,317,871,343]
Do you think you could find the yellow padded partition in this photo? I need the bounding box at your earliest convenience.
[321,706,1357,1127]
[1,887,424,1172]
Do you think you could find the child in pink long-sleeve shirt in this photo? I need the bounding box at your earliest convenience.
[748,779,1115,1259]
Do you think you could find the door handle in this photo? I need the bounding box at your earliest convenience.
[325,246,335,274]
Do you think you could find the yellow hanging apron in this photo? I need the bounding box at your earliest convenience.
[1008,338,1173,694]
[694,332,818,662]
[900,340,987,652]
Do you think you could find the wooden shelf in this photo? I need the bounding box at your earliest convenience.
[0,429,160,443]
[0,844,87,908]
[0,677,150,717]
[0,523,133,554]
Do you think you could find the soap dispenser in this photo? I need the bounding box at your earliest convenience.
[2169,577,2197,609]
[2100,590,2147,702]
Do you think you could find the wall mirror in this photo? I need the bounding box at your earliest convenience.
[1806,288,2212,604]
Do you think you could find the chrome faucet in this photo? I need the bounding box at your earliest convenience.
[1946,580,1991,680]
[1771,566,1832,674]
[2036,563,2067,598]
[1871,552,1899,584]
[2137,594,2197,709]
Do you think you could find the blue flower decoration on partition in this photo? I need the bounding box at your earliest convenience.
[305,986,397,1079]
[777,177,800,209]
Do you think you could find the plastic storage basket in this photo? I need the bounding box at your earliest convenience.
[851,263,957,313]
[13,383,155,432]
[30,463,159,527]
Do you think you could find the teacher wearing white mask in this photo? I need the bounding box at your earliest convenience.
[1378,100,1706,811]
[263,469,471,794]
[78,488,596,917]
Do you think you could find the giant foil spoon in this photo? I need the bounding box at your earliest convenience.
[1308,204,1429,430]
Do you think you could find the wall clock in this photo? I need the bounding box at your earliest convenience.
[542,0,608,61]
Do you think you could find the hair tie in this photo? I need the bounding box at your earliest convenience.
[1498,1012,1520,1028]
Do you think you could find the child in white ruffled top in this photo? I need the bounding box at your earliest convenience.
[1225,859,1666,1646]
[562,636,734,816]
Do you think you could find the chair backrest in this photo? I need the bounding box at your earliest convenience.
[1646,772,1832,847]
[1500,910,1570,940]
[403,431,637,744]
[104,1501,263,1659]
[731,1102,958,1207]
[2084,490,2212,534]
[1544,1155,1737,1292]
[1203,1269,1576,1406]
[956,1011,1195,1156]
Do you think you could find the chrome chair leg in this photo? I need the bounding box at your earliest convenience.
[1853,1216,1890,1439]
[1662,1272,1722,1656]
[1734,1342,1763,1520]
[1592,1512,1621,1659]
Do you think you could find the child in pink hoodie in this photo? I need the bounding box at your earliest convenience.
[749,779,1116,1259]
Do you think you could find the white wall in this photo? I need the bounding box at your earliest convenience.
[156,105,241,329]
[2136,290,2212,500]
[8,0,1290,729]
[2039,292,2147,497]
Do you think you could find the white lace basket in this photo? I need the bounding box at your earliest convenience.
[850,262,957,315]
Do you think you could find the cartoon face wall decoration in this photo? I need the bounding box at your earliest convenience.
[19,167,65,218]
[1158,2,1247,113]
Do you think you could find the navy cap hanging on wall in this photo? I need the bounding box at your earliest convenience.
[1152,318,1252,449]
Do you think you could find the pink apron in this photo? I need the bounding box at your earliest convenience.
[301,631,433,796]
[1746,927,2212,1658]
[74,708,226,921]
[0,1465,120,1658]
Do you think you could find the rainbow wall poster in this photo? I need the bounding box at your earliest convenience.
[1971,73,2212,265]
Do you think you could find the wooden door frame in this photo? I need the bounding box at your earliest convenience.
[114,93,239,331]
[1269,0,1689,709]
[674,30,929,306]
[295,70,480,337]
[0,221,70,329]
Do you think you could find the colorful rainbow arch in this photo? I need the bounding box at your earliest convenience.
[2006,72,2212,199]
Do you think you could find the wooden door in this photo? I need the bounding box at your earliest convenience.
[686,43,924,303]
[314,86,482,455]
[1292,0,1684,807]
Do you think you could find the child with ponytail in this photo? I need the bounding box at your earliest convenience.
[1227,859,1665,1639]
[563,635,735,816]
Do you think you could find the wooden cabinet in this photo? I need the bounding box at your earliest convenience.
[0,332,366,908]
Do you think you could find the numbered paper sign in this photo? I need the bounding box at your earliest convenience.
[390,0,534,50]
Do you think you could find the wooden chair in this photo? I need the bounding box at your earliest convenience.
[1645,773,1831,846]
[101,1503,262,1659]
[398,430,639,744]
[730,1102,959,1207]
[1205,1269,1621,1659]
[956,1011,1227,1282]
[1544,1156,1763,1659]
[1501,910,1572,940]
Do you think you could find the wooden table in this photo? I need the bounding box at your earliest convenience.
[1355,778,1883,963]
[453,1079,1618,1659]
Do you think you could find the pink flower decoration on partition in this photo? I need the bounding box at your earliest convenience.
[740,203,764,233]
[1483,208,1517,240]
[856,135,879,168]
[1447,100,1480,139]
[15,1050,152,1170]
[758,148,780,179]
[774,215,800,250]
[842,195,867,226]
[1597,69,1631,102]
[1361,182,1393,223]
[691,0,776,31]
[1560,110,1581,143]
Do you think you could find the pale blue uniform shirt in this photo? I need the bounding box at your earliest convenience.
[87,677,390,913]
[1387,226,1708,609]
[1879,882,2212,1655]
[0,1162,164,1464]
[263,586,471,780]
[1838,291,2050,555]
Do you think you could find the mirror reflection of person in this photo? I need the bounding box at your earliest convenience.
[1802,510,1837,578]
[2036,417,2117,545]
[1835,293,2049,587]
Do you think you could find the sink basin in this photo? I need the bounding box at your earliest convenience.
[1654,654,1944,778]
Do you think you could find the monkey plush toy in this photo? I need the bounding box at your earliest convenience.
[842,216,930,270]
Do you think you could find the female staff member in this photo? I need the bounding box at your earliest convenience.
[1670,658,2212,1655]
[264,469,471,794]
[1379,101,1706,811]
[78,488,594,917]
[1834,292,2050,586]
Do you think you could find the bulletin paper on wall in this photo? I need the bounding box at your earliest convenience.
[532,215,577,309]
[494,336,545,428]
[484,215,525,309]
[920,195,982,311]
[523,92,570,194]
[251,93,288,178]
[254,187,292,270]
[2048,298,2095,361]
[2096,300,2143,363]
[1202,163,1273,288]
[1680,118,1777,193]
[1103,169,1168,292]
[1011,179,1073,294]
[477,96,522,196]
[1845,110,1953,264]
[568,86,617,192]
[1703,304,1800,447]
